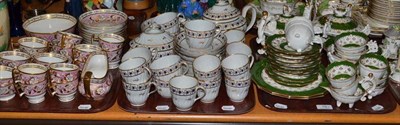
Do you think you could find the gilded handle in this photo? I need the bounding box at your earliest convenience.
[83,71,93,99]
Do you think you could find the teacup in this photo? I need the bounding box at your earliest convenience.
[222,54,254,80]
[78,51,111,100]
[358,53,388,80]
[15,63,48,104]
[97,33,124,52]
[326,61,357,89]
[225,77,251,102]
[53,32,83,63]
[150,55,189,98]
[123,77,157,106]
[17,37,49,56]
[0,65,16,101]
[73,44,103,70]
[142,12,184,35]
[119,57,151,84]
[226,42,252,57]
[184,20,220,49]
[193,55,222,103]
[169,75,206,111]
[48,63,79,102]
[122,47,157,64]
[0,51,31,68]
[224,30,245,44]
[33,52,68,67]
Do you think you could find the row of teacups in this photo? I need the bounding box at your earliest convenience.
[119,46,254,110]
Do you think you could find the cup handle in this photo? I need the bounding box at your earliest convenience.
[248,55,255,68]
[12,70,24,97]
[181,61,189,75]
[149,48,159,61]
[359,73,377,100]
[177,13,186,23]
[144,67,152,78]
[194,86,206,102]
[149,82,158,95]
[60,32,67,49]
[83,71,93,99]
[91,34,99,44]
[46,70,56,96]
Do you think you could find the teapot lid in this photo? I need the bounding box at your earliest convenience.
[203,0,240,21]
[135,24,173,45]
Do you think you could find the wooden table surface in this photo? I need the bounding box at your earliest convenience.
[1,34,400,124]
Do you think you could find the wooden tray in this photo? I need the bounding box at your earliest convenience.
[0,69,121,113]
[388,79,400,105]
[117,80,255,114]
[257,88,397,114]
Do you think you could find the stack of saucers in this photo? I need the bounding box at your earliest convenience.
[174,32,227,76]
[263,34,323,88]
[78,9,128,44]
[368,0,400,25]
[327,32,368,63]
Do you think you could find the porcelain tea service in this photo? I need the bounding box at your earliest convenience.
[327,32,371,63]
[183,20,221,49]
[95,33,125,69]
[0,50,31,68]
[119,57,151,84]
[23,13,77,42]
[17,37,49,56]
[14,63,49,104]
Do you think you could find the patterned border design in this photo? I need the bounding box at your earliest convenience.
[152,62,182,77]
[124,82,150,91]
[170,86,196,96]
[222,63,250,76]
[198,77,222,89]
[225,78,251,88]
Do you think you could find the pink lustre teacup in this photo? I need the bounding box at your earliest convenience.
[33,52,68,67]
[97,33,125,69]
[17,37,49,56]
[0,65,16,101]
[0,50,31,68]
[49,63,80,102]
[15,63,48,104]
[53,31,83,63]
[73,44,103,71]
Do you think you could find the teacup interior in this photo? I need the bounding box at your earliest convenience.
[54,67,75,71]
[20,67,46,74]
[26,18,75,33]
[170,75,197,88]
[226,42,251,56]
[222,54,248,69]
[122,47,151,62]
[185,20,215,31]
[193,55,220,72]
[37,57,65,63]
[150,55,180,70]
[21,42,46,48]
[0,71,12,79]
[224,30,245,43]
[119,58,146,70]
[154,12,177,24]
[2,55,27,61]
[101,37,122,43]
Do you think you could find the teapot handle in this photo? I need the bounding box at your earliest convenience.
[83,71,93,99]
[242,5,257,32]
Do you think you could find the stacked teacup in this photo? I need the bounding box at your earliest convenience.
[358,53,389,97]
[119,57,156,106]
[193,55,222,103]
[174,20,226,76]
[52,31,83,63]
[328,32,368,63]
[222,54,254,102]
[96,33,125,69]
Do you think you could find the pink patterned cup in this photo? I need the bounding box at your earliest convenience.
[73,44,102,71]
[0,65,16,101]
[52,32,83,63]
[15,63,48,104]
[33,52,68,68]
[0,50,31,69]
[49,63,80,102]
[97,33,124,69]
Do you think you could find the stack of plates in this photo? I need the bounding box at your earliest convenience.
[367,0,400,25]
[327,32,368,63]
[263,35,322,87]
[174,32,227,76]
[78,9,128,44]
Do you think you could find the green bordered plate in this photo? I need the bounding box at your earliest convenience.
[251,59,329,99]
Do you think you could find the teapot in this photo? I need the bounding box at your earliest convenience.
[202,0,256,33]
